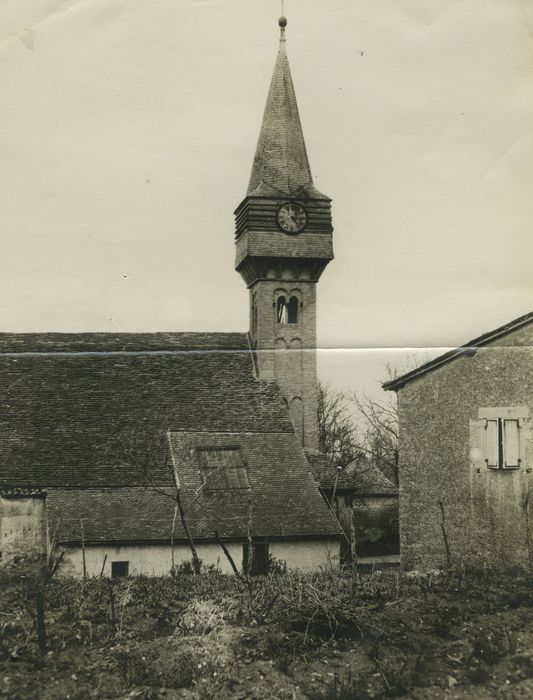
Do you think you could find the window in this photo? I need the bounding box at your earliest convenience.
[287,296,299,324]
[111,561,129,578]
[484,418,521,469]
[276,295,299,324]
[198,447,250,491]
[276,296,287,324]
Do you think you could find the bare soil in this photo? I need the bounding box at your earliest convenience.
[1,567,532,699]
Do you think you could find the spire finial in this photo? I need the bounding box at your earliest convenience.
[279,14,287,46]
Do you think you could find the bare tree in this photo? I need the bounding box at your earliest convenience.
[349,393,399,486]
[0,543,64,655]
[317,383,378,509]
[317,383,362,470]
[116,425,202,575]
[348,357,427,486]
[317,377,401,488]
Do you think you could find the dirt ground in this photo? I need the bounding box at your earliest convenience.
[1,568,532,699]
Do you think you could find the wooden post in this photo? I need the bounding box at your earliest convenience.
[80,518,87,581]
[350,504,358,593]
[331,466,342,512]
[170,504,178,575]
[246,496,253,580]
[438,500,452,568]
[35,590,47,654]
[167,432,202,574]
[524,490,532,565]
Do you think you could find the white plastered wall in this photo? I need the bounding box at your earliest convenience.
[59,538,340,577]
[270,539,340,572]
[59,542,243,577]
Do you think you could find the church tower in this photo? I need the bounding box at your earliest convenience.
[235,17,333,452]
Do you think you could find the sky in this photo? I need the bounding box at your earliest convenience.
[0,0,532,397]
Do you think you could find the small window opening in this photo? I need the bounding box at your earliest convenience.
[276,296,287,324]
[277,295,299,324]
[287,296,298,323]
[485,418,520,469]
[111,561,129,578]
[243,542,270,576]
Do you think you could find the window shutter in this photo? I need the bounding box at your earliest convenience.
[485,419,499,468]
[503,419,520,469]
[522,418,532,472]
[469,419,486,505]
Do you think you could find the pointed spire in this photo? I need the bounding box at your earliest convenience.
[247,17,324,198]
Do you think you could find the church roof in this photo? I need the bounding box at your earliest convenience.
[47,432,340,545]
[247,19,328,200]
[0,331,246,354]
[0,332,340,542]
[0,332,292,489]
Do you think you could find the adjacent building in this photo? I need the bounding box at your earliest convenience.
[384,312,533,570]
[309,454,399,564]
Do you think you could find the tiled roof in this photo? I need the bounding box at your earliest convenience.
[247,31,328,199]
[0,332,247,354]
[0,333,292,488]
[383,311,533,391]
[308,453,398,497]
[47,431,340,543]
[0,332,340,542]
[0,487,46,498]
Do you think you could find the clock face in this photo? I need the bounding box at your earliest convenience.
[277,202,308,234]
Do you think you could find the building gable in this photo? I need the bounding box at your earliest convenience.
[384,311,533,392]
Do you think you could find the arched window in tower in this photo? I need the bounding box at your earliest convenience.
[287,296,299,324]
[276,296,288,324]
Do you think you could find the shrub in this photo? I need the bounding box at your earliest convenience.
[307,672,373,700]
[113,643,195,689]
[470,621,516,665]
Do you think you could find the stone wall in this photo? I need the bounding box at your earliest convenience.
[0,496,47,560]
[396,324,533,570]
[250,278,319,450]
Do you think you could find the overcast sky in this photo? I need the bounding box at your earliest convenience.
[1,0,531,396]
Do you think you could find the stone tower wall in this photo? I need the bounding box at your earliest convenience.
[250,279,319,450]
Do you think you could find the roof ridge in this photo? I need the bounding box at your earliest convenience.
[384,310,533,391]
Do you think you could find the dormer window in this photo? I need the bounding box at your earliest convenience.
[197,447,251,491]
